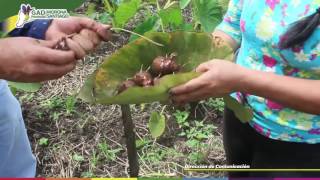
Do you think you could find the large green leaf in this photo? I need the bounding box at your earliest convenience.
[78,32,253,122]
[79,32,232,104]
[192,0,224,33]
[158,5,184,28]
[8,82,41,92]
[224,96,253,123]
[129,16,159,42]
[180,0,191,9]
[148,111,166,138]
[113,0,141,28]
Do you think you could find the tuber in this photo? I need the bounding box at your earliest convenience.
[133,71,153,87]
[151,53,180,76]
[118,80,137,94]
[117,52,181,94]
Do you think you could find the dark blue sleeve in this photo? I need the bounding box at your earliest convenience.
[8,19,53,40]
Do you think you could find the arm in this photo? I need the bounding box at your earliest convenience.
[171,0,319,115]
[212,30,239,52]
[212,0,243,52]
[238,69,320,114]
[170,60,320,115]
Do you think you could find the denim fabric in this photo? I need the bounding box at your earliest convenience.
[0,80,36,177]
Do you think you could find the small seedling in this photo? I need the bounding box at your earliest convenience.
[72,153,85,162]
[38,137,49,146]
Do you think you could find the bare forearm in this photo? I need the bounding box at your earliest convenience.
[212,30,240,52]
[238,69,320,114]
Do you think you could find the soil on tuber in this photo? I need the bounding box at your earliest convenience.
[151,53,180,76]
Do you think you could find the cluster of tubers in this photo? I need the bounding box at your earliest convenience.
[117,53,181,94]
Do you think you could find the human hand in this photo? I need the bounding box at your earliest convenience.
[46,17,112,59]
[45,16,112,41]
[0,37,76,82]
[170,60,246,105]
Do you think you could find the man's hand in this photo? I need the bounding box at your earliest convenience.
[0,37,76,82]
[45,17,112,59]
[46,17,112,41]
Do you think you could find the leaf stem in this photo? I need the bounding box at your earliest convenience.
[164,0,177,9]
[160,105,167,114]
[104,0,113,14]
[157,0,165,32]
[111,27,164,47]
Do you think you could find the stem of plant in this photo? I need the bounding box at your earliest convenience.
[156,0,165,32]
[104,0,113,14]
[111,27,164,47]
[121,104,139,177]
[160,105,166,114]
[164,0,177,9]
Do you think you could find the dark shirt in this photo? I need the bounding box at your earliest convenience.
[8,19,52,40]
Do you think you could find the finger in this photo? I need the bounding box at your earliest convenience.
[80,29,101,47]
[65,38,86,59]
[72,34,94,52]
[39,62,76,81]
[170,77,207,96]
[172,89,212,104]
[96,24,112,41]
[196,62,211,73]
[37,47,76,65]
[75,17,112,41]
[36,39,60,48]
[171,100,188,107]
[25,62,76,82]
[45,62,76,79]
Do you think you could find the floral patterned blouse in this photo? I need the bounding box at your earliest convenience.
[216,0,320,143]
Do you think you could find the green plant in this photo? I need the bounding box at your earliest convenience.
[98,141,122,161]
[65,95,77,115]
[72,153,85,162]
[148,107,166,138]
[173,109,216,164]
[18,93,35,103]
[38,137,49,146]
[90,149,100,169]
[173,110,190,128]
[50,112,63,121]
[206,98,225,113]
[140,146,182,164]
[174,110,216,141]
[85,0,228,40]
[40,97,64,110]
[188,151,206,164]
[40,96,77,116]
[35,111,44,119]
[135,138,152,149]
[81,171,94,178]
[86,0,143,28]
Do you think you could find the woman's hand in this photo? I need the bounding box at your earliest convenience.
[170,60,246,105]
